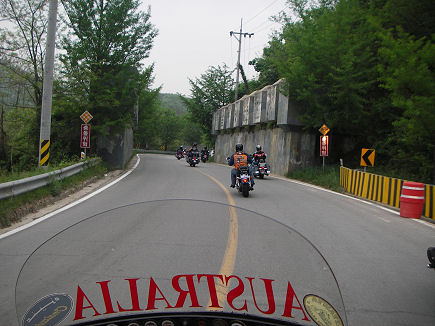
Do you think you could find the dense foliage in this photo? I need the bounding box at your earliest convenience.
[1,0,162,172]
[60,0,158,136]
[181,64,235,147]
[158,94,187,116]
[0,0,50,168]
[249,0,435,183]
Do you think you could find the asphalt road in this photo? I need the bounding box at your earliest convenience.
[1,154,434,326]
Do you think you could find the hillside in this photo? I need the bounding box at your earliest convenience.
[158,93,188,115]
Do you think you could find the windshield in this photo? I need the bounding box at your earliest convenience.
[16,200,346,326]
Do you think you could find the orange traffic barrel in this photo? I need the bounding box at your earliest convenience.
[400,182,425,218]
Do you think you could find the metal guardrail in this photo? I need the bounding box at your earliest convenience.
[0,159,100,200]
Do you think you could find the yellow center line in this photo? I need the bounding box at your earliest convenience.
[197,169,238,310]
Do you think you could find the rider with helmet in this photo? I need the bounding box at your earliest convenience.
[201,146,209,162]
[228,143,254,189]
[252,144,270,174]
[201,146,209,157]
[252,145,267,163]
[187,143,199,158]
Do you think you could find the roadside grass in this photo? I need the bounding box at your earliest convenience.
[0,159,84,184]
[286,165,343,192]
[0,161,108,228]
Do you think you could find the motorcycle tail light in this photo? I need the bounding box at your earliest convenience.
[243,179,248,183]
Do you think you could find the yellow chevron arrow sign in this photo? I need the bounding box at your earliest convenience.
[360,148,375,167]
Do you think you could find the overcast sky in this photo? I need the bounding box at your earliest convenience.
[140,0,289,96]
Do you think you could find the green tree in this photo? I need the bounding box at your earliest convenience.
[378,29,435,182]
[180,114,202,146]
[157,109,182,151]
[60,0,158,137]
[181,64,234,145]
[381,0,435,40]
[244,0,435,180]
[272,0,390,137]
[134,83,160,150]
[0,0,50,163]
[249,40,282,89]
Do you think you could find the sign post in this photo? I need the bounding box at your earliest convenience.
[80,111,93,159]
[319,124,330,171]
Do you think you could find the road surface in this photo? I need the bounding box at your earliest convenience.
[1,154,434,325]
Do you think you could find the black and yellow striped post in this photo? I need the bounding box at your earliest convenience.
[40,140,50,166]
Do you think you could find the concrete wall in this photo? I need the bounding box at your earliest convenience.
[213,79,315,176]
[97,127,133,169]
[215,126,316,176]
[213,79,304,134]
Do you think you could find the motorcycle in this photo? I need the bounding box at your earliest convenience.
[175,152,184,160]
[186,153,200,167]
[253,158,270,179]
[428,247,435,269]
[15,200,348,326]
[201,153,208,163]
[227,156,253,198]
[236,166,252,197]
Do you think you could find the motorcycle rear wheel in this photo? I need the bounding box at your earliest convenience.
[242,184,250,197]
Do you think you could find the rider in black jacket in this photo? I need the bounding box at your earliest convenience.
[252,144,270,173]
[201,146,209,159]
[252,145,266,163]
[187,143,199,158]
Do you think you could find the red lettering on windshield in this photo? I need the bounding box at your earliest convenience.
[172,274,201,308]
[147,277,174,310]
[225,275,247,311]
[117,278,141,312]
[197,274,224,308]
[74,285,101,320]
[72,274,314,323]
[247,277,276,315]
[282,281,310,321]
[97,280,115,314]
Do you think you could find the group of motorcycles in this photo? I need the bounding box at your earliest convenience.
[175,149,208,167]
[175,148,271,198]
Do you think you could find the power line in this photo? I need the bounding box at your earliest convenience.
[244,0,280,26]
[254,21,280,34]
[251,19,281,34]
[230,0,282,31]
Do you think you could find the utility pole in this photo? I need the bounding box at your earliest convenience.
[230,19,253,101]
[39,0,58,167]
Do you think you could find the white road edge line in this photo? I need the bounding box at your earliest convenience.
[0,155,141,240]
[212,162,434,231]
[413,219,435,230]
